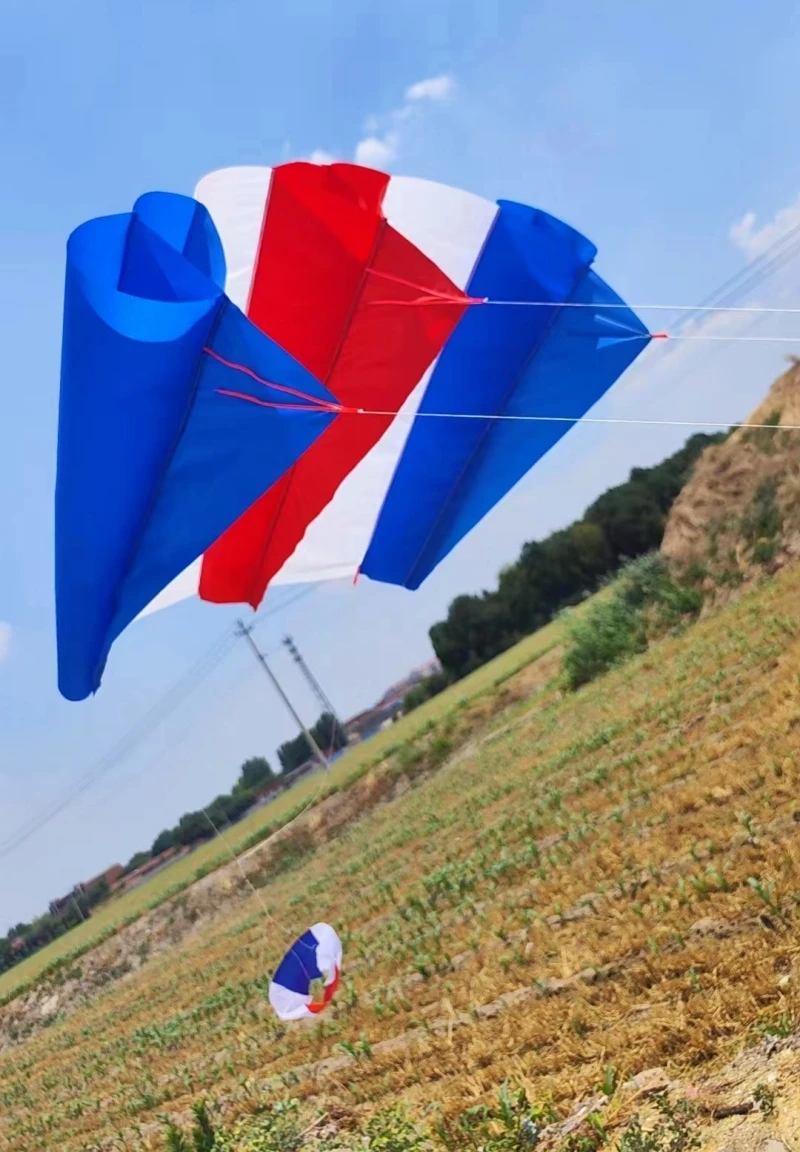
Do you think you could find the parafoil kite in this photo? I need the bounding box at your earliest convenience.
[268,921,342,1021]
[55,161,651,701]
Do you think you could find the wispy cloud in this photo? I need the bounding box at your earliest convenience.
[404,74,455,103]
[354,132,399,167]
[308,74,457,172]
[0,622,11,664]
[730,193,800,260]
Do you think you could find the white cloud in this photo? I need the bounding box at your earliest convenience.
[353,75,456,169]
[730,194,800,260]
[354,132,399,167]
[405,74,455,103]
[390,104,414,124]
[308,148,335,164]
[0,622,11,664]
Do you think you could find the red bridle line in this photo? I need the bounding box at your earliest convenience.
[362,266,483,307]
[214,388,374,416]
[361,274,668,338]
[203,346,342,411]
[214,387,342,412]
[307,965,340,1014]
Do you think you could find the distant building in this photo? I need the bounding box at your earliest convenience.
[279,759,320,789]
[345,698,404,744]
[343,658,440,743]
[48,886,84,918]
[375,658,442,708]
[83,863,124,892]
[251,780,282,808]
[115,845,188,894]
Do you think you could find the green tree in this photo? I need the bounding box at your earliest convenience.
[585,432,724,563]
[312,712,347,756]
[84,876,110,908]
[430,432,725,680]
[224,790,255,821]
[0,937,15,972]
[278,732,312,773]
[430,592,518,680]
[123,850,151,875]
[152,828,177,856]
[234,756,274,793]
[277,710,344,771]
[176,811,212,846]
[403,670,451,713]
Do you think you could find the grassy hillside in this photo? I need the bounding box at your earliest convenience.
[0,615,565,1002]
[4,425,715,988]
[3,562,800,1150]
[663,359,800,595]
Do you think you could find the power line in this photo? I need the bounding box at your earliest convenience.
[283,634,346,749]
[0,586,322,862]
[251,583,319,626]
[6,221,800,863]
[0,634,236,861]
[296,412,800,431]
[236,620,328,770]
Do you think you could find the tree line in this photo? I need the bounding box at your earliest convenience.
[0,711,346,974]
[406,432,724,704]
[129,711,345,864]
[276,711,347,773]
[0,874,112,973]
[3,434,721,972]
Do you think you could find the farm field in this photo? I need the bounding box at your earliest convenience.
[0,615,566,1003]
[4,567,800,1149]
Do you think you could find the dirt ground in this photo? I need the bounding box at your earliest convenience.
[6,569,800,1149]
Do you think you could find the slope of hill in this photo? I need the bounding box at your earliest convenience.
[0,618,567,1009]
[2,430,720,992]
[5,559,800,1150]
[662,359,800,599]
[429,431,723,681]
[9,376,800,1147]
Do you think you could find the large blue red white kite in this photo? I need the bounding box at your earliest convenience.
[55,161,652,701]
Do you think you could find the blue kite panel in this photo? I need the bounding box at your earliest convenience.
[55,193,336,701]
[109,303,336,650]
[272,929,324,995]
[360,201,649,589]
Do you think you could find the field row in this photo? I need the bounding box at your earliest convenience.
[3,570,800,1148]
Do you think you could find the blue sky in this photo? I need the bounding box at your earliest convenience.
[3,0,800,928]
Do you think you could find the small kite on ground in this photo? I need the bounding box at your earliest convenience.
[268,921,342,1021]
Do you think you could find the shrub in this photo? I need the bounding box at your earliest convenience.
[434,1085,556,1151]
[251,824,315,889]
[164,1099,303,1152]
[562,554,702,691]
[618,1094,699,1152]
[404,671,452,714]
[562,595,647,690]
[364,1104,432,1150]
[738,477,783,568]
[617,553,701,622]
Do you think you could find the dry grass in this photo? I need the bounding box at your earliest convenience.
[4,567,800,1149]
[0,618,563,1003]
[662,361,800,595]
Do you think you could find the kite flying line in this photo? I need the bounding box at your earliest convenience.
[0,587,319,861]
[336,412,800,431]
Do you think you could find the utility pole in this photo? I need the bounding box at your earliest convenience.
[236,620,328,771]
[282,635,344,749]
